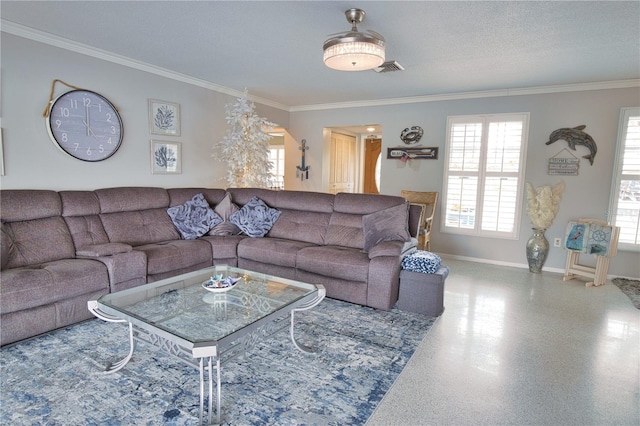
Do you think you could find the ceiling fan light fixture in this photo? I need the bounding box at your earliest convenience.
[323,8,385,72]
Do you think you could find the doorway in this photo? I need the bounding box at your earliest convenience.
[324,125,382,194]
[363,138,381,194]
[328,132,357,194]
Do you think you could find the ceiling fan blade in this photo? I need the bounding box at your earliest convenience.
[326,30,353,38]
[366,30,386,42]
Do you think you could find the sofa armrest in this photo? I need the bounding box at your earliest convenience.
[89,250,147,292]
[367,240,403,259]
[76,243,132,258]
[366,255,402,310]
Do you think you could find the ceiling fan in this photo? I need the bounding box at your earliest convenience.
[322,8,386,71]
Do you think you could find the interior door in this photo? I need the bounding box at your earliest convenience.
[329,132,357,194]
[363,138,381,194]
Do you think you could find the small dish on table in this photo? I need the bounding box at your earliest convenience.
[202,274,242,293]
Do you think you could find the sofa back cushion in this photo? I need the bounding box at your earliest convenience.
[167,188,227,207]
[0,190,75,269]
[100,209,180,246]
[0,190,62,222]
[2,216,76,269]
[268,191,333,245]
[96,187,170,213]
[226,188,278,207]
[95,187,179,246]
[227,188,334,245]
[60,191,110,249]
[325,193,409,250]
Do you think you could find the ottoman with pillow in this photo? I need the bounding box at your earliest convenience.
[398,250,449,316]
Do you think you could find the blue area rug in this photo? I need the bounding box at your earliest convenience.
[1,298,437,425]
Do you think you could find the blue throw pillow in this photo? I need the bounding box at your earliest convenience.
[167,193,222,240]
[229,196,281,238]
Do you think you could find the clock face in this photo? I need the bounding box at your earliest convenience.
[47,90,123,162]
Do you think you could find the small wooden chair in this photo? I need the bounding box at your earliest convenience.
[401,191,438,251]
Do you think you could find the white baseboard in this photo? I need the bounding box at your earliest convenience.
[438,253,565,275]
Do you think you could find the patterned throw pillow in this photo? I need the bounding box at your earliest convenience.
[229,196,281,238]
[167,193,222,240]
[401,250,442,274]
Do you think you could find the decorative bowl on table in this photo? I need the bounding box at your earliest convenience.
[202,274,242,293]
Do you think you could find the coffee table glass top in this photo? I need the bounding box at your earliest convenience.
[97,265,317,343]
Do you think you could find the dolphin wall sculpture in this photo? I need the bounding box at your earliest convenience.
[545,125,597,165]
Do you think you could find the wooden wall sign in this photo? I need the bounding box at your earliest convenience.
[548,149,579,175]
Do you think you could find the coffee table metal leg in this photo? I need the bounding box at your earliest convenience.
[289,285,326,353]
[87,300,136,373]
[105,323,135,373]
[199,356,221,425]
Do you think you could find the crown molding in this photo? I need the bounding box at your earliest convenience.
[1,20,289,111]
[3,19,638,114]
[289,79,640,112]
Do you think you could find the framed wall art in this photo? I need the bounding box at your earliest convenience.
[151,140,182,174]
[148,99,180,136]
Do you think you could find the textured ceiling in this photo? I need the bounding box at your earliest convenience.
[2,1,639,109]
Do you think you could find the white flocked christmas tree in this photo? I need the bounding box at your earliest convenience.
[214,90,275,188]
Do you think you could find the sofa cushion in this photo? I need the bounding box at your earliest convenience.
[167,193,222,240]
[100,209,180,246]
[296,246,370,282]
[0,190,62,222]
[268,209,331,245]
[324,212,365,250]
[226,188,278,207]
[200,235,245,260]
[238,237,316,268]
[0,258,108,314]
[208,192,241,236]
[135,239,212,275]
[60,191,101,217]
[1,223,11,270]
[229,196,281,238]
[2,217,76,269]
[167,188,227,207]
[63,215,110,249]
[95,187,170,213]
[362,202,411,252]
[325,194,410,250]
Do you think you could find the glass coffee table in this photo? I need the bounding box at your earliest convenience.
[87,265,325,425]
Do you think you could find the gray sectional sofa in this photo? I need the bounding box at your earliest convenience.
[1,187,418,346]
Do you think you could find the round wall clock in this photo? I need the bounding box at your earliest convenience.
[46,89,123,161]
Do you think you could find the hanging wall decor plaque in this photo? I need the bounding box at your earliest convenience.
[400,126,423,144]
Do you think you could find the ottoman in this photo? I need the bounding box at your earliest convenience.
[397,266,449,316]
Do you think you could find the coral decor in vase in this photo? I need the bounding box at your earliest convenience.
[525,181,565,273]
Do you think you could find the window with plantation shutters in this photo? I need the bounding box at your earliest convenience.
[609,107,640,249]
[442,113,529,239]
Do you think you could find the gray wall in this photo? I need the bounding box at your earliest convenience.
[287,89,640,277]
[0,34,288,191]
[2,32,638,278]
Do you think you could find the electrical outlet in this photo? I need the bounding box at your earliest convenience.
[554,237,562,247]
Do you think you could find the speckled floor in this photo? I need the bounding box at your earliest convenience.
[367,258,640,426]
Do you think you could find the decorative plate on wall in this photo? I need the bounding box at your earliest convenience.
[400,126,423,144]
